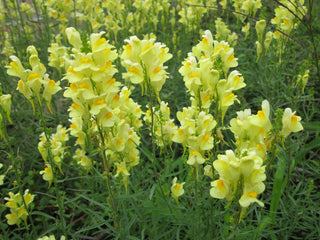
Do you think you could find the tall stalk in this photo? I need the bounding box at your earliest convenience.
[96,123,119,232]
[35,99,68,238]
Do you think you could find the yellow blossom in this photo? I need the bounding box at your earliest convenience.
[171,177,185,204]
[40,164,53,187]
[281,108,303,139]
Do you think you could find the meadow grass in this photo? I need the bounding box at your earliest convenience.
[0,0,319,239]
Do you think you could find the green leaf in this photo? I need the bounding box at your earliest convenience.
[256,216,273,237]
[270,150,287,221]
[295,136,320,164]
[149,183,157,200]
[31,211,56,220]
[302,121,320,132]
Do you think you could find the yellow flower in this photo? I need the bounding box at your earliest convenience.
[187,150,205,166]
[239,161,265,208]
[121,35,172,95]
[255,20,266,43]
[40,164,53,187]
[210,178,229,199]
[256,41,262,62]
[199,134,213,151]
[171,177,185,203]
[6,55,25,78]
[74,148,92,172]
[281,108,303,139]
[65,27,82,49]
[239,190,264,208]
[210,150,240,202]
[264,31,273,52]
[242,22,250,40]
[115,162,130,192]
[43,79,61,111]
[4,189,35,226]
[204,165,213,178]
[0,94,13,124]
[6,211,21,226]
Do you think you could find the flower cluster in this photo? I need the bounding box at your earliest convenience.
[44,0,105,32]
[271,0,307,36]
[144,101,177,148]
[103,1,126,39]
[39,125,69,187]
[180,30,245,121]
[178,0,210,32]
[48,35,71,74]
[121,35,172,99]
[232,0,262,21]
[271,0,307,57]
[230,100,272,157]
[215,18,238,46]
[44,0,74,30]
[173,106,216,168]
[5,190,35,226]
[62,28,142,189]
[210,149,266,208]
[6,46,61,113]
[1,32,15,60]
[210,100,303,208]
[133,0,170,32]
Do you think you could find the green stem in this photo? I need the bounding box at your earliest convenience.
[36,99,68,238]
[144,65,174,217]
[31,0,44,40]
[193,166,200,239]
[96,123,119,232]
[232,205,243,240]
[12,0,29,45]
[73,0,78,29]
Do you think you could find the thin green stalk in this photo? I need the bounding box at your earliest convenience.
[96,123,120,233]
[232,205,243,240]
[36,99,68,238]
[31,0,44,39]
[73,0,78,29]
[306,7,320,82]
[193,167,200,239]
[40,0,52,54]
[12,0,29,45]
[144,65,175,217]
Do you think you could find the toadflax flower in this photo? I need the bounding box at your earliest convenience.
[210,149,266,208]
[171,177,185,204]
[281,108,303,139]
[121,35,172,99]
[5,189,35,226]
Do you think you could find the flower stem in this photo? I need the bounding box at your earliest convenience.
[36,100,68,238]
